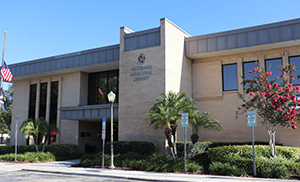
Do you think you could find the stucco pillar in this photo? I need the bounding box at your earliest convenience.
[282,51,289,67]
[237,57,243,94]
[45,78,51,123]
[259,54,265,70]
[56,77,63,144]
[35,80,41,119]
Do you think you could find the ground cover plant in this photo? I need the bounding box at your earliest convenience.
[0,152,55,162]
[0,144,80,160]
[207,145,300,178]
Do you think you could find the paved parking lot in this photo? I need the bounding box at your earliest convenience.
[0,170,146,182]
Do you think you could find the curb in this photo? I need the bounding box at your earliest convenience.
[21,169,186,182]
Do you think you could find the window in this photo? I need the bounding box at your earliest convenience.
[289,56,300,85]
[39,83,47,119]
[88,70,119,105]
[28,84,37,119]
[243,61,259,88]
[265,58,282,84]
[50,81,59,144]
[222,64,238,91]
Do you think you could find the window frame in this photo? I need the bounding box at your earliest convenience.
[289,55,300,86]
[222,63,238,91]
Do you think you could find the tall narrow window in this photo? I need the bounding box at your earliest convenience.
[265,58,282,84]
[28,84,37,119]
[243,61,259,88]
[50,81,58,144]
[50,81,58,126]
[39,82,47,119]
[222,64,238,91]
[289,56,300,85]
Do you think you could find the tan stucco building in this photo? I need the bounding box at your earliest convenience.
[10,18,300,153]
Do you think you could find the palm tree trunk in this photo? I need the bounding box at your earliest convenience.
[42,135,48,152]
[34,137,39,152]
[165,127,176,159]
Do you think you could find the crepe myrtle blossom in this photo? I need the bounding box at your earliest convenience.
[237,63,299,158]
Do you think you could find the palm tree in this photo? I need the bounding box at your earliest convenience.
[20,118,58,152]
[189,112,222,144]
[146,91,197,159]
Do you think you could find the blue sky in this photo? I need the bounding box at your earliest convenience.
[1,0,300,89]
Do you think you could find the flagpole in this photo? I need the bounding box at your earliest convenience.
[1,31,7,89]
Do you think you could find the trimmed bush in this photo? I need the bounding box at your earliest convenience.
[0,144,79,160]
[209,162,246,176]
[105,141,155,155]
[0,152,55,162]
[207,145,300,178]
[80,152,202,173]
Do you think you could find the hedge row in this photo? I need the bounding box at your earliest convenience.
[207,145,300,178]
[81,152,202,173]
[0,144,79,160]
[0,152,55,162]
[104,141,156,155]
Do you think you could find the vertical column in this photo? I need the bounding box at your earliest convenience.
[282,51,289,67]
[35,80,41,119]
[45,78,51,123]
[237,57,243,94]
[259,55,265,70]
[56,77,63,144]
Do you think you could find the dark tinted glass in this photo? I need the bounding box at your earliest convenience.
[88,70,119,105]
[265,58,282,84]
[28,84,37,119]
[39,83,47,119]
[243,61,259,88]
[289,56,300,85]
[223,64,238,91]
[50,81,58,126]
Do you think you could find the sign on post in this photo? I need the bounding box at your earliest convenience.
[181,113,189,128]
[247,110,257,127]
[247,110,257,176]
[102,117,106,168]
[102,117,106,139]
[181,112,188,173]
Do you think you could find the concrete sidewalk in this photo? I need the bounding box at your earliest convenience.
[0,160,292,182]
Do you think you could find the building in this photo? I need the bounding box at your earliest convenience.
[10,18,300,153]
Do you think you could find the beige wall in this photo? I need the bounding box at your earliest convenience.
[11,71,86,146]
[193,45,300,147]
[118,25,166,153]
[118,19,193,153]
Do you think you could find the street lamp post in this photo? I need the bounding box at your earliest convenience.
[107,91,116,169]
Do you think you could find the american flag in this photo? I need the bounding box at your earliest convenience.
[1,61,13,82]
[98,88,104,98]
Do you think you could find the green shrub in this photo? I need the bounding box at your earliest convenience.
[0,152,55,162]
[207,145,300,178]
[176,141,193,157]
[80,152,202,173]
[105,141,155,155]
[190,141,213,158]
[209,162,246,176]
[0,144,79,160]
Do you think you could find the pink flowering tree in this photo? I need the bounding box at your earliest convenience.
[236,63,299,158]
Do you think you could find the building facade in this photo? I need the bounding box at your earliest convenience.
[10,18,300,153]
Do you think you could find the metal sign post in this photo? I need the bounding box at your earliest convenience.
[102,117,106,168]
[181,113,189,173]
[15,119,18,162]
[247,110,256,176]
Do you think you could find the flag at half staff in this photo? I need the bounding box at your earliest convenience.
[1,61,13,82]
